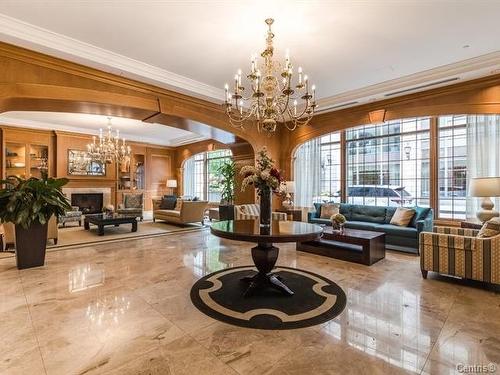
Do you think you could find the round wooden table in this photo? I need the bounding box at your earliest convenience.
[210,220,323,297]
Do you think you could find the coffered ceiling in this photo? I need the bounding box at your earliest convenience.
[0,0,499,112]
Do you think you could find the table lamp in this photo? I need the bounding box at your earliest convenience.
[282,181,295,208]
[469,177,500,223]
[167,179,178,195]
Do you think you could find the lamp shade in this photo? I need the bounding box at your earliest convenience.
[285,181,295,193]
[166,179,178,188]
[469,177,500,197]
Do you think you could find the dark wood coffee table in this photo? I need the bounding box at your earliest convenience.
[84,213,138,236]
[297,227,385,265]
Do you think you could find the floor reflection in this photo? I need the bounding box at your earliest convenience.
[323,283,433,373]
[68,263,105,293]
[86,295,131,326]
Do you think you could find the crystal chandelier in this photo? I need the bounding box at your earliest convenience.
[224,18,317,134]
[86,117,131,164]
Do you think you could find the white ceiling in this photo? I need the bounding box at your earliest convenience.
[0,111,207,146]
[0,1,499,112]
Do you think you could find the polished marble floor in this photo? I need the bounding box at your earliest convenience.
[1,229,499,375]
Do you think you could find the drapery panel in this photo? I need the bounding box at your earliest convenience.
[294,137,321,208]
[466,115,500,219]
[183,157,195,197]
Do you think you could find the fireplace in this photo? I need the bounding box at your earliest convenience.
[71,193,103,214]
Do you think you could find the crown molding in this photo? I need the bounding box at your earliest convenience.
[0,13,499,114]
[0,14,225,102]
[316,51,500,113]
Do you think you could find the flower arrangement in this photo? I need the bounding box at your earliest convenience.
[240,147,284,196]
[331,213,347,232]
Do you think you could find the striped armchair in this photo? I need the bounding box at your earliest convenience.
[234,204,287,221]
[420,226,500,285]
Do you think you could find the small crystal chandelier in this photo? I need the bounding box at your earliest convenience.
[224,18,317,134]
[86,117,131,164]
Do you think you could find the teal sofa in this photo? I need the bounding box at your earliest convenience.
[308,203,433,254]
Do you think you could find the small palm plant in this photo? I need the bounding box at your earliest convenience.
[218,161,236,205]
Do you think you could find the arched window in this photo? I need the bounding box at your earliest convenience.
[183,149,232,202]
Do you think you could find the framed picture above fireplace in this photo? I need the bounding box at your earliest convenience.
[68,150,106,176]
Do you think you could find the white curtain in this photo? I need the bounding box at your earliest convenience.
[466,114,500,219]
[183,157,195,197]
[294,137,321,209]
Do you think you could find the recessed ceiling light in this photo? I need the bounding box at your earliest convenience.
[462,44,470,49]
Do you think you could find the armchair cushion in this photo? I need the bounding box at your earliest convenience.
[477,218,500,238]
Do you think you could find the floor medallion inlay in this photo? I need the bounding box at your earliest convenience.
[190,266,347,329]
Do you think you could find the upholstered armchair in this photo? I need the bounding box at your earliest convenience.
[117,193,144,221]
[59,206,82,227]
[234,204,287,221]
[420,226,500,285]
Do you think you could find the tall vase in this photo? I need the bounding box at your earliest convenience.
[259,188,272,228]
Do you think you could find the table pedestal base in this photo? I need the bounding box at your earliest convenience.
[241,243,294,297]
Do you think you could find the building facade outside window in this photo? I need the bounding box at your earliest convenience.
[345,117,430,207]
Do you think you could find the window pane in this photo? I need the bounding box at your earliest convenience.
[346,117,430,207]
[437,115,467,219]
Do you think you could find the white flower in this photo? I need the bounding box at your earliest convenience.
[260,170,270,180]
[240,165,257,176]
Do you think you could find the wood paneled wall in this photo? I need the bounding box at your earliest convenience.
[0,125,175,209]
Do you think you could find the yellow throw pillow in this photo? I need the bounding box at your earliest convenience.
[320,204,340,219]
[174,198,183,211]
[477,218,500,238]
[390,207,416,227]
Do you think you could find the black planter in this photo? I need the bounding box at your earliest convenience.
[259,189,272,227]
[219,204,235,221]
[15,221,48,269]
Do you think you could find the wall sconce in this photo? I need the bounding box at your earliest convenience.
[368,109,386,124]
[404,144,412,160]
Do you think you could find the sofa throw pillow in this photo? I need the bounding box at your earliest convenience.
[174,198,183,211]
[477,217,500,238]
[320,204,340,219]
[390,207,416,227]
[160,197,176,210]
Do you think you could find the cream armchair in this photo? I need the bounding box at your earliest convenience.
[420,226,500,285]
[234,204,287,221]
[1,216,59,250]
[152,199,208,226]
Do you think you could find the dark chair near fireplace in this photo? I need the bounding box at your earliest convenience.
[117,192,144,221]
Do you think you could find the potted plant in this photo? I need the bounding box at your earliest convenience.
[217,160,236,220]
[0,175,71,269]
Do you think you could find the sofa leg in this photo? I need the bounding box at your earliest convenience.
[54,239,58,245]
[79,220,81,227]
[421,269,428,279]
[153,218,156,223]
